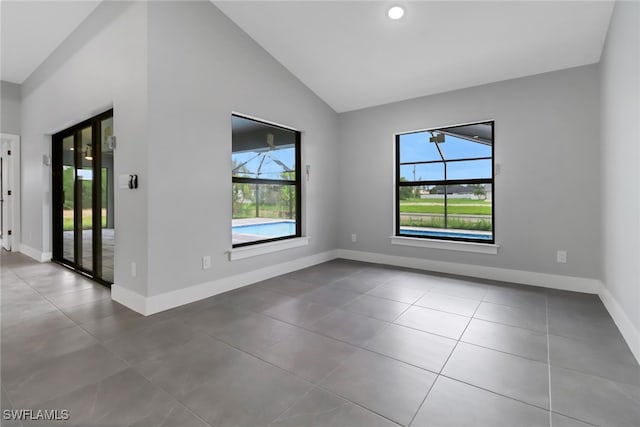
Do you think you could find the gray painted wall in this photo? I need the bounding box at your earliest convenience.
[1,81,21,134]
[18,1,339,298]
[20,1,149,294]
[337,65,602,280]
[16,0,622,310]
[601,1,640,331]
[145,1,339,296]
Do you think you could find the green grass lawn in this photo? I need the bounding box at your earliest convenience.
[63,216,107,231]
[400,202,492,215]
[400,217,492,231]
[233,204,295,220]
[402,198,488,205]
[399,198,492,231]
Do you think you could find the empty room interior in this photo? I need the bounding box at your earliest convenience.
[1,1,639,426]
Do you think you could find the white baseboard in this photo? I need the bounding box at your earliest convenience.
[111,284,148,315]
[599,286,640,364]
[335,249,603,294]
[110,246,639,363]
[112,249,338,316]
[114,247,603,316]
[339,249,640,362]
[19,244,52,263]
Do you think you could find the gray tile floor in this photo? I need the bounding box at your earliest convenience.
[63,229,114,283]
[1,250,639,427]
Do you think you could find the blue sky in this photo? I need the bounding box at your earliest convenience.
[399,132,492,182]
[232,130,492,181]
[233,147,296,179]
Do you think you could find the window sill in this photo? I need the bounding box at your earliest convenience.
[390,235,499,254]
[229,237,310,261]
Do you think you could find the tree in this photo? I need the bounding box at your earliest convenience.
[398,177,413,200]
[62,167,75,209]
[232,160,253,218]
[278,172,296,218]
[471,184,486,200]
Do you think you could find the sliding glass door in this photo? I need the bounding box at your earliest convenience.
[52,110,114,285]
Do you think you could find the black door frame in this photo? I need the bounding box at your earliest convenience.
[52,109,113,286]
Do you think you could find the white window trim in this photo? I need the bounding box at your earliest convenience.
[229,236,310,261]
[390,235,499,254]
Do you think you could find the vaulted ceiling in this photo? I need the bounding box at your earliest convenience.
[1,1,101,85]
[1,1,614,112]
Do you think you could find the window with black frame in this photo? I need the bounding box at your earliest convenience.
[232,114,301,247]
[396,121,494,243]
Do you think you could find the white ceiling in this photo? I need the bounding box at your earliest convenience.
[1,0,101,84]
[1,1,614,113]
[215,1,614,112]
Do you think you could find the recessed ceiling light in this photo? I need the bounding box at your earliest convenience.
[387,5,405,20]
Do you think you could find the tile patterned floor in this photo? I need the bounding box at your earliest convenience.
[63,229,114,283]
[2,250,639,427]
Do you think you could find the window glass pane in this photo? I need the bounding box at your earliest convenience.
[398,184,492,240]
[445,185,492,236]
[396,121,493,243]
[399,162,444,182]
[399,132,441,163]
[79,126,93,271]
[62,136,75,263]
[100,117,114,283]
[231,115,300,247]
[232,183,297,245]
[232,116,296,180]
[437,135,492,160]
[447,159,492,180]
[399,185,445,231]
[438,122,492,160]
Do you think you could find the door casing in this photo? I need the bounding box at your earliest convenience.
[0,134,21,252]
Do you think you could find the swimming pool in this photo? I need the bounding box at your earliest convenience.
[399,228,492,240]
[233,222,489,240]
[232,221,296,237]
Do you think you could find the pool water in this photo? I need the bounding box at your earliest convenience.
[232,222,489,240]
[400,228,492,240]
[232,221,296,237]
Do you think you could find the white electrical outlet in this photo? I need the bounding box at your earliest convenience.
[202,255,211,270]
[557,250,567,264]
[351,234,357,243]
[131,262,137,277]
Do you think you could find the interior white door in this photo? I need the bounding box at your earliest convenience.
[0,134,20,252]
[1,138,12,250]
